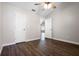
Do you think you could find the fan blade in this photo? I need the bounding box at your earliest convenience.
[52,5,56,8]
[51,3,56,9]
[34,3,41,5]
[32,9,36,12]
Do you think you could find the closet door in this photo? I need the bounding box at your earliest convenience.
[15,11,27,43]
[45,18,52,38]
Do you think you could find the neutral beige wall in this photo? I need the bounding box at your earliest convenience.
[52,2,79,44]
[0,2,2,53]
[2,3,40,46]
[15,7,40,42]
[2,3,16,45]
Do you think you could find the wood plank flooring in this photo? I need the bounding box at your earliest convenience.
[1,38,79,56]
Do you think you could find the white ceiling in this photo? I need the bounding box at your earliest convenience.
[7,2,62,17]
[7,2,39,12]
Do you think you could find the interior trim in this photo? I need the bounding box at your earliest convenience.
[2,42,16,47]
[2,38,40,47]
[1,38,39,55]
[25,38,39,42]
[53,38,79,45]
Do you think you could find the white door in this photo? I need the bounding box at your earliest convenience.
[45,18,52,38]
[15,11,27,43]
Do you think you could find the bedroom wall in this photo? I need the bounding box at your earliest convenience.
[2,3,40,46]
[0,2,3,54]
[52,2,79,44]
[2,3,16,45]
[15,7,40,42]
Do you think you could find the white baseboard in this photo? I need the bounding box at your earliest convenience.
[0,42,16,55]
[2,42,16,47]
[25,38,39,42]
[2,38,40,47]
[53,38,79,45]
[0,38,39,55]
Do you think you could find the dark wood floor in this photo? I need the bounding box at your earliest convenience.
[1,38,79,56]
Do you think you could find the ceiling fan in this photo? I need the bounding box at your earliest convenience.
[32,2,56,12]
[34,2,56,9]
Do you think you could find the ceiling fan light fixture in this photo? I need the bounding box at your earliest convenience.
[34,2,56,10]
[43,2,56,9]
[48,3,52,9]
[44,3,52,9]
[44,4,48,9]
